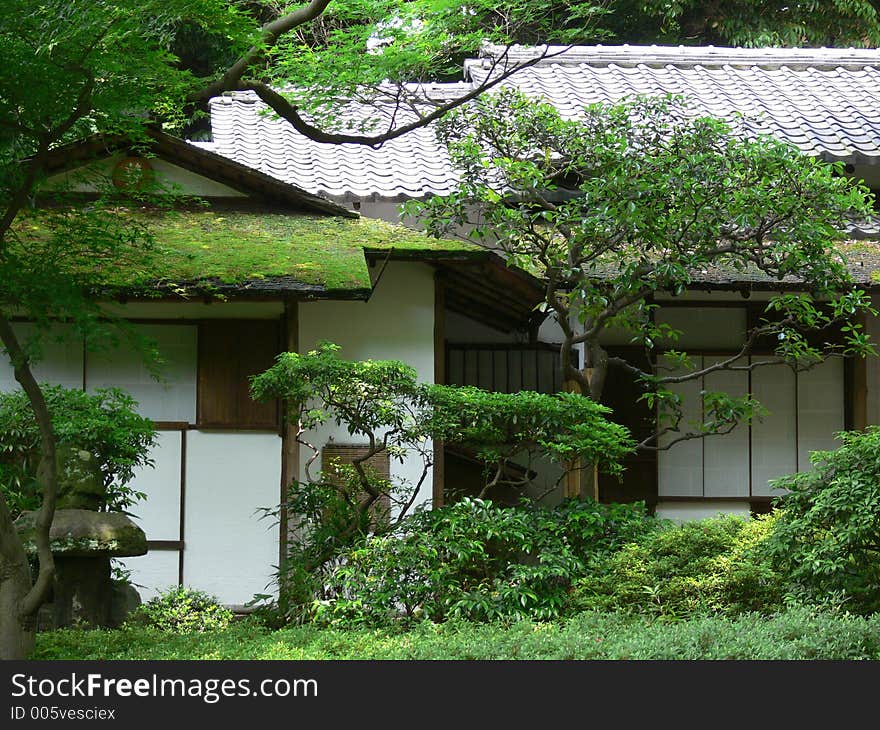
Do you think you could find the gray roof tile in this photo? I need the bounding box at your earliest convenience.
[205,44,880,202]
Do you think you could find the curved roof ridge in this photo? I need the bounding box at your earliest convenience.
[471,43,880,72]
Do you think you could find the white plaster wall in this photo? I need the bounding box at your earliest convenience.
[353,201,408,224]
[183,431,281,606]
[86,324,198,423]
[148,158,248,197]
[100,301,284,320]
[655,501,752,523]
[45,155,247,198]
[127,430,183,541]
[298,262,435,511]
[0,323,83,391]
[123,551,180,602]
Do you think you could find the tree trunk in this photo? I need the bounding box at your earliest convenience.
[0,496,36,659]
[563,365,602,502]
[0,315,58,659]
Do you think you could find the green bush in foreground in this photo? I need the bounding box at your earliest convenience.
[316,497,655,626]
[768,427,880,613]
[32,608,880,660]
[571,513,785,617]
[127,587,233,634]
[0,385,156,516]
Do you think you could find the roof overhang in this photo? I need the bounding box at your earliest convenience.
[38,129,356,217]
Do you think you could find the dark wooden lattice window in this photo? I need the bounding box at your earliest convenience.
[197,320,280,428]
[321,444,391,525]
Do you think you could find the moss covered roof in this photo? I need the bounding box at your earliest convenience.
[17,209,484,297]
[143,210,482,294]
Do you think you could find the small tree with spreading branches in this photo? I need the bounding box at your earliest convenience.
[250,342,632,619]
[411,89,875,486]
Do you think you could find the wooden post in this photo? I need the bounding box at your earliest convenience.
[851,310,868,431]
[279,298,299,566]
[433,274,446,507]
[563,368,599,501]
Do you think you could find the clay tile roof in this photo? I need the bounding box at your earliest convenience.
[204,44,880,203]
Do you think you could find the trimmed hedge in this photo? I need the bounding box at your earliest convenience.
[570,513,785,617]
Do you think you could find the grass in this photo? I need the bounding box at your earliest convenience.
[33,608,880,660]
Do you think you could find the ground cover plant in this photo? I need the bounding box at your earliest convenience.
[33,607,880,660]
[127,586,233,634]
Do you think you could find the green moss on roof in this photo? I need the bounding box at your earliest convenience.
[143,210,481,292]
[15,209,482,295]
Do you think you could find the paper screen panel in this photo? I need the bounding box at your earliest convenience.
[658,356,704,497]
[797,358,844,472]
[703,357,750,497]
[750,360,797,497]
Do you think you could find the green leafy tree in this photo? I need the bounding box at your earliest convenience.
[177,1,880,140]
[250,342,633,620]
[411,89,875,488]
[605,0,880,47]
[425,385,632,500]
[0,387,156,518]
[0,0,240,660]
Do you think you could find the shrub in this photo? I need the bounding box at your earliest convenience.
[767,427,880,613]
[127,586,233,633]
[570,513,785,617]
[316,497,656,626]
[0,385,156,516]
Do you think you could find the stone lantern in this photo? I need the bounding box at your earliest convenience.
[14,446,147,628]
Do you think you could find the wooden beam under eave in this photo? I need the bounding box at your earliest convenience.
[861,299,880,428]
[444,293,525,334]
[851,310,869,431]
[433,275,445,508]
[279,298,299,567]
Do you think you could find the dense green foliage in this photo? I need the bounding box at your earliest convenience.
[251,342,435,621]
[607,0,880,47]
[127,586,233,634]
[0,386,155,517]
[768,427,880,613]
[426,386,633,484]
[572,514,785,618]
[318,497,654,625]
[250,344,636,623]
[172,1,880,127]
[33,607,880,660]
